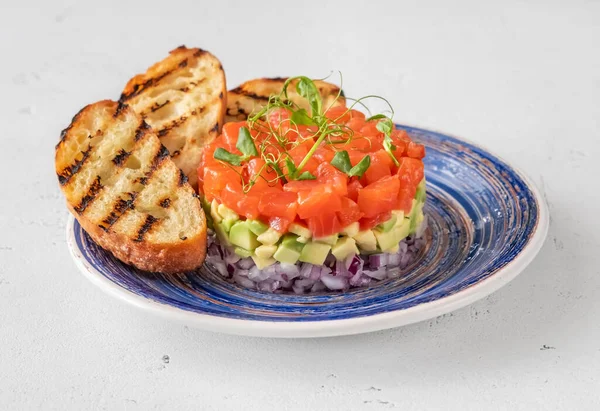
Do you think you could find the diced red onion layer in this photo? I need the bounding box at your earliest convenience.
[224,251,240,265]
[205,219,427,294]
[320,265,332,277]
[248,266,271,282]
[344,255,354,270]
[310,265,322,280]
[387,253,401,266]
[348,255,364,275]
[292,284,307,294]
[320,274,349,290]
[210,260,227,277]
[295,278,317,288]
[236,258,254,270]
[233,273,255,288]
[299,264,313,279]
[369,253,387,269]
[349,270,363,286]
[279,263,300,279]
[335,260,351,278]
[257,279,281,292]
[363,268,387,280]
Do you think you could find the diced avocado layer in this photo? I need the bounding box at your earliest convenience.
[354,230,377,251]
[200,195,213,229]
[281,234,304,250]
[392,210,405,220]
[255,244,277,259]
[220,218,236,233]
[416,180,427,203]
[229,221,260,250]
[214,222,231,246]
[387,244,400,253]
[217,204,239,222]
[210,199,222,224]
[377,214,397,232]
[341,222,360,237]
[410,201,424,233]
[289,223,312,239]
[247,220,269,236]
[313,234,338,246]
[331,237,359,260]
[299,242,331,265]
[373,227,398,252]
[251,255,276,269]
[273,247,301,264]
[273,234,305,264]
[396,219,411,243]
[207,181,425,263]
[256,228,282,245]
[234,247,253,258]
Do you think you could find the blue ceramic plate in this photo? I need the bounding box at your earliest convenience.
[67,125,549,338]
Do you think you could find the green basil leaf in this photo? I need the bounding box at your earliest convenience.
[348,155,371,178]
[236,126,258,157]
[330,150,352,174]
[296,171,317,180]
[290,108,316,126]
[383,136,396,151]
[267,160,287,184]
[376,118,394,136]
[214,147,242,166]
[296,76,322,116]
[285,157,297,175]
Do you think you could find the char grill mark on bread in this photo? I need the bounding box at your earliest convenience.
[178,169,188,186]
[99,192,138,232]
[112,149,131,166]
[159,198,171,208]
[134,120,151,141]
[57,144,92,185]
[134,215,160,243]
[114,101,128,118]
[73,175,103,214]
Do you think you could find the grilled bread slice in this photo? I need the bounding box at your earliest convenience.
[120,46,226,189]
[56,100,207,273]
[225,77,346,122]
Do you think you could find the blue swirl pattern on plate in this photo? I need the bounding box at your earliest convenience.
[72,125,540,322]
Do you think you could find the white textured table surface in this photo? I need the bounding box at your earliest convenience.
[2,1,599,409]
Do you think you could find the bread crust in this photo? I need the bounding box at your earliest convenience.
[225,77,345,122]
[69,203,206,273]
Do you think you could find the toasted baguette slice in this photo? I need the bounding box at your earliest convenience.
[225,77,345,122]
[55,100,207,273]
[120,46,226,189]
